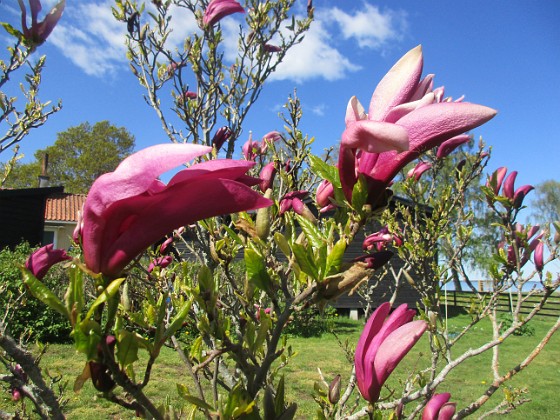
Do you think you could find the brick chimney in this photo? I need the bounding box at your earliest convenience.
[38,153,50,188]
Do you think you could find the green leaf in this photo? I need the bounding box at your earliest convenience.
[161,299,193,344]
[65,265,84,318]
[255,312,271,354]
[21,268,68,318]
[295,215,324,250]
[244,248,271,292]
[291,243,319,280]
[222,383,256,419]
[1,22,22,38]
[325,240,346,276]
[73,320,101,360]
[351,174,368,212]
[308,155,340,188]
[275,376,286,416]
[180,393,214,411]
[116,330,139,368]
[222,224,244,245]
[274,232,292,258]
[85,277,126,321]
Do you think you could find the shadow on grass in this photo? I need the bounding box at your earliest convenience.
[440,306,469,318]
[330,318,362,334]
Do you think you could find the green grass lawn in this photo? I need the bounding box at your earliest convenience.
[2,312,558,418]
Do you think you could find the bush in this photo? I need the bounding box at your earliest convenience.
[499,313,535,337]
[284,306,338,338]
[0,243,72,343]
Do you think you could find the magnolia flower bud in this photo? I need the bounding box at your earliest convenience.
[259,162,277,193]
[328,374,341,404]
[11,388,22,401]
[212,126,232,150]
[534,241,544,272]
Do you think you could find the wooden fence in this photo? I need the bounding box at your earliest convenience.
[441,290,560,318]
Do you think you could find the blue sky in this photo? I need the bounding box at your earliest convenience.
[1,0,559,191]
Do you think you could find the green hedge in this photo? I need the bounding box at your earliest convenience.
[0,243,72,343]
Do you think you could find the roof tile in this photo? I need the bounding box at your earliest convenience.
[45,193,87,222]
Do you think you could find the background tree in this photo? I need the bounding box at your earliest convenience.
[531,179,560,224]
[2,121,135,193]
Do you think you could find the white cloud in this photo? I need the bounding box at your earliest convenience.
[269,18,361,83]
[269,3,407,83]
[308,103,327,117]
[48,1,198,78]
[49,1,127,77]
[45,1,407,82]
[327,3,407,49]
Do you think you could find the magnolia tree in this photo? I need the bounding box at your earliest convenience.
[0,0,65,184]
[0,1,66,419]
[5,0,560,419]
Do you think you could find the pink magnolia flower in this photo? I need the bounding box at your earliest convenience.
[422,393,456,420]
[499,223,542,269]
[353,250,393,270]
[158,237,173,254]
[316,180,336,213]
[259,162,277,192]
[79,144,272,278]
[25,244,71,280]
[534,241,544,272]
[203,0,245,27]
[338,45,497,207]
[212,126,232,150]
[148,255,173,273]
[406,161,432,181]
[242,131,281,160]
[486,166,508,195]
[363,227,402,251]
[18,0,65,48]
[279,190,308,214]
[263,44,281,53]
[488,168,533,208]
[355,302,427,403]
[11,388,22,401]
[182,91,198,100]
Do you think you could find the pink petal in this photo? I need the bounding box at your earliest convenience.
[99,178,272,277]
[422,393,452,420]
[87,144,211,216]
[369,45,424,121]
[371,102,497,185]
[503,171,517,199]
[409,74,435,101]
[25,244,71,280]
[168,159,255,186]
[438,403,456,420]
[436,134,470,159]
[82,144,211,273]
[363,304,416,399]
[354,302,391,400]
[345,96,367,124]
[203,0,245,26]
[37,0,65,41]
[373,320,427,388]
[384,92,436,124]
[342,120,409,154]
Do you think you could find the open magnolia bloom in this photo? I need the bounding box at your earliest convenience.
[76,144,272,278]
[338,45,497,207]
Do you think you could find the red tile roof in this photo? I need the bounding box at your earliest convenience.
[45,193,87,222]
